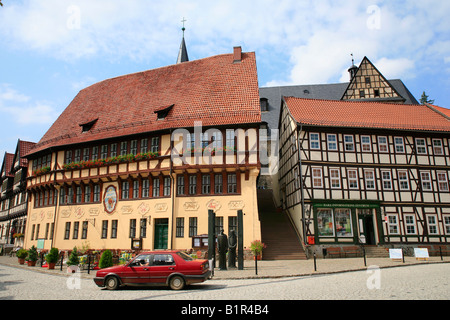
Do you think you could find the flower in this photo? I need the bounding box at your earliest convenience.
[250,240,266,256]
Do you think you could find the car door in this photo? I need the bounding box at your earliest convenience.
[121,254,152,284]
[148,253,177,284]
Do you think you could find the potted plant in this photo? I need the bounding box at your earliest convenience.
[45,247,60,269]
[250,240,266,260]
[66,247,80,273]
[16,249,28,265]
[26,245,38,266]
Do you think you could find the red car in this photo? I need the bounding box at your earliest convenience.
[94,250,210,290]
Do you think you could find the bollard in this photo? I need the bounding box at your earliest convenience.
[313,252,317,271]
[402,248,405,263]
[440,247,443,261]
[87,255,91,275]
[60,254,64,271]
[255,255,258,275]
[363,247,367,267]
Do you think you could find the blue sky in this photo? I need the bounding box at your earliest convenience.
[1,0,449,162]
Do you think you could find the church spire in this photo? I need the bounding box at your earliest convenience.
[177,18,189,64]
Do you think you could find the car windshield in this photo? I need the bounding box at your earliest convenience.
[176,251,194,261]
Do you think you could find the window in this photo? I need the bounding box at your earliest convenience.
[110,143,117,157]
[361,136,371,152]
[140,138,148,153]
[122,181,129,199]
[330,168,340,189]
[130,140,138,155]
[67,187,73,204]
[60,188,66,205]
[226,130,235,150]
[140,218,147,238]
[381,171,392,190]
[111,220,118,239]
[189,217,197,237]
[420,172,432,191]
[142,179,149,198]
[359,90,365,98]
[68,221,75,239]
[427,216,438,235]
[84,185,91,203]
[177,175,185,195]
[120,141,128,156]
[92,146,99,160]
[228,173,237,193]
[74,149,81,162]
[153,178,160,197]
[64,222,71,240]
[215,174,223,194]
[202,174,211,194]
[398,171,409,190]
[151,137,159,153]
[211,131,223,149]
[437,172,449,191]
[176,218,184,238]
[335,209,353,237]
[188,175,197,195]
[310,133,320,150]
[444,216,450,235]
[81,221,88,239]
[433,139,444,155]
[215,216,224,236]
[327,134,337,151]
[132,180,140,198]
[101,145,108,159]
[311,168,323,188]
[93,185,101,202]
[388,215,399,234]
[83,148,90,161]
[317,209,334,237]
[201,132,209,148]
[228,216,238,234]
[163,177,171,196]
[348,169,358,189]
[378,136,388,153]
[416,138,427,154]
[76,186,82,203]
[405,214,416,234]
[129,219,136,238]
[65,150,73,164]
[394,137,405,153]
[364,170,375,190]
[344,135,354,151]
[101,220,108,239]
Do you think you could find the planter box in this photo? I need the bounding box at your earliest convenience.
[27,261,36,267]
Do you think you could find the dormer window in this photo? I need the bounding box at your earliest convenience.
[79,119,98,133]
[260,98,268,112]
[154,104,174,120]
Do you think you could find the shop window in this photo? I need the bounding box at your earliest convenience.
[317,209,334,237]
[335,209,353,237]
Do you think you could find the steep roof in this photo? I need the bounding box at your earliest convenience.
[13,140,36,169]
[1,153,14,179]
[28,50,261,156]
[283,97,450,132]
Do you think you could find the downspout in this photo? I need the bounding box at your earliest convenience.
[169,129,175,250]
[297,124,307,246]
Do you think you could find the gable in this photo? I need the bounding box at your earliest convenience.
[341,57,405,103]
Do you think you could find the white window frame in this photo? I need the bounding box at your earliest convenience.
[364,170,376,190]
[394,137,405,153]
[444,215,450,235]
[420,171,432,191]
[378,136,388,153]
[432,139,444,155]
[327,134,337,151]
[415,138,427,155]
[344,135,354,152]
[347,169,358,189]
[404,214,417,235]
[329,168,341,189]
[387,214,400,235]
[437,171,449,192]
[427,215,438,235]
[310,133,320,150]
[312,167,323,188]
[381,170,392,190]
[397,170,410,190]
[361,135,372,152]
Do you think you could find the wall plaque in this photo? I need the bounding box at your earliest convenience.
[103,185,117,214]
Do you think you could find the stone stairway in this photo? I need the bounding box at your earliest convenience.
[258,189,307,260]
[363,245,389,258]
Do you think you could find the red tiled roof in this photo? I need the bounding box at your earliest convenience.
[1,153,14,177]
[17,140,36,167]
[283,97,450,132]
[28,51,261,156]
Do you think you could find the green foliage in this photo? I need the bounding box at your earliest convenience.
[420,91,435,105]
[27,246,38,262]
[99,250,113,269]
[249,240,266,255]
[16,249,28,259]
[66,247,80,266]
[45,248,60,263]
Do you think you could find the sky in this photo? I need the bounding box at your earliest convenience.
[1,0,449,163]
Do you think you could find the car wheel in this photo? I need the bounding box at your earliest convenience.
[169,275,185,290]
[105,276,120,290]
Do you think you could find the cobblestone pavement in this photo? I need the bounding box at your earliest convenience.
[0,255,449,301]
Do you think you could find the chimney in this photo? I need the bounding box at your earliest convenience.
[233,46,242,63]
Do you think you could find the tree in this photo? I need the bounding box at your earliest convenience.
[420,91,435,105]
[99,250,113,269]
[66,247,80,266]
[0,1,3,7]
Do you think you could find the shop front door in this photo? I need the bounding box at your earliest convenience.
[358,210,376,245]
[154,219,169,250]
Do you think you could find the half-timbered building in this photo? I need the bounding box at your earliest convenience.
[279,97,450,255]
[23,46,263,253]
[0,140,35,252]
